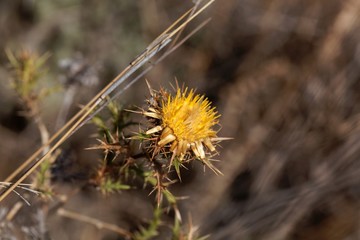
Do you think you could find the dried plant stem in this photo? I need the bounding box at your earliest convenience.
[57,208,132,238]
[3,104,89,183]
[2,4,196,185]
[169,0,203,50]
[74,18,212,133]
[34,115,50,155]
[0,0,215,203]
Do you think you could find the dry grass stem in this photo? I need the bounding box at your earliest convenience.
[57,208,132,238]
[0,0,215,203]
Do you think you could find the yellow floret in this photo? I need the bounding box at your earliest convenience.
[161,88,219,143]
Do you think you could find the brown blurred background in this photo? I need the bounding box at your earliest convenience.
[0,0,360,239]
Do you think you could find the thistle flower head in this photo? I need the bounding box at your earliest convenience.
[161,88,218,143]
[141,83,222,174]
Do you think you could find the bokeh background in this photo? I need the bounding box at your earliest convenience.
[0,0,360,239]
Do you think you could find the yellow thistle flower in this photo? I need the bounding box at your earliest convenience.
[142,83,223,174]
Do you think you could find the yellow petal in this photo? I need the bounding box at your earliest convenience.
[158,133,176,146]
[204,138,216,152]
[146,125,163,135]
[143,111,160,119]
[195,141,205,159]
[178,140,188,155]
